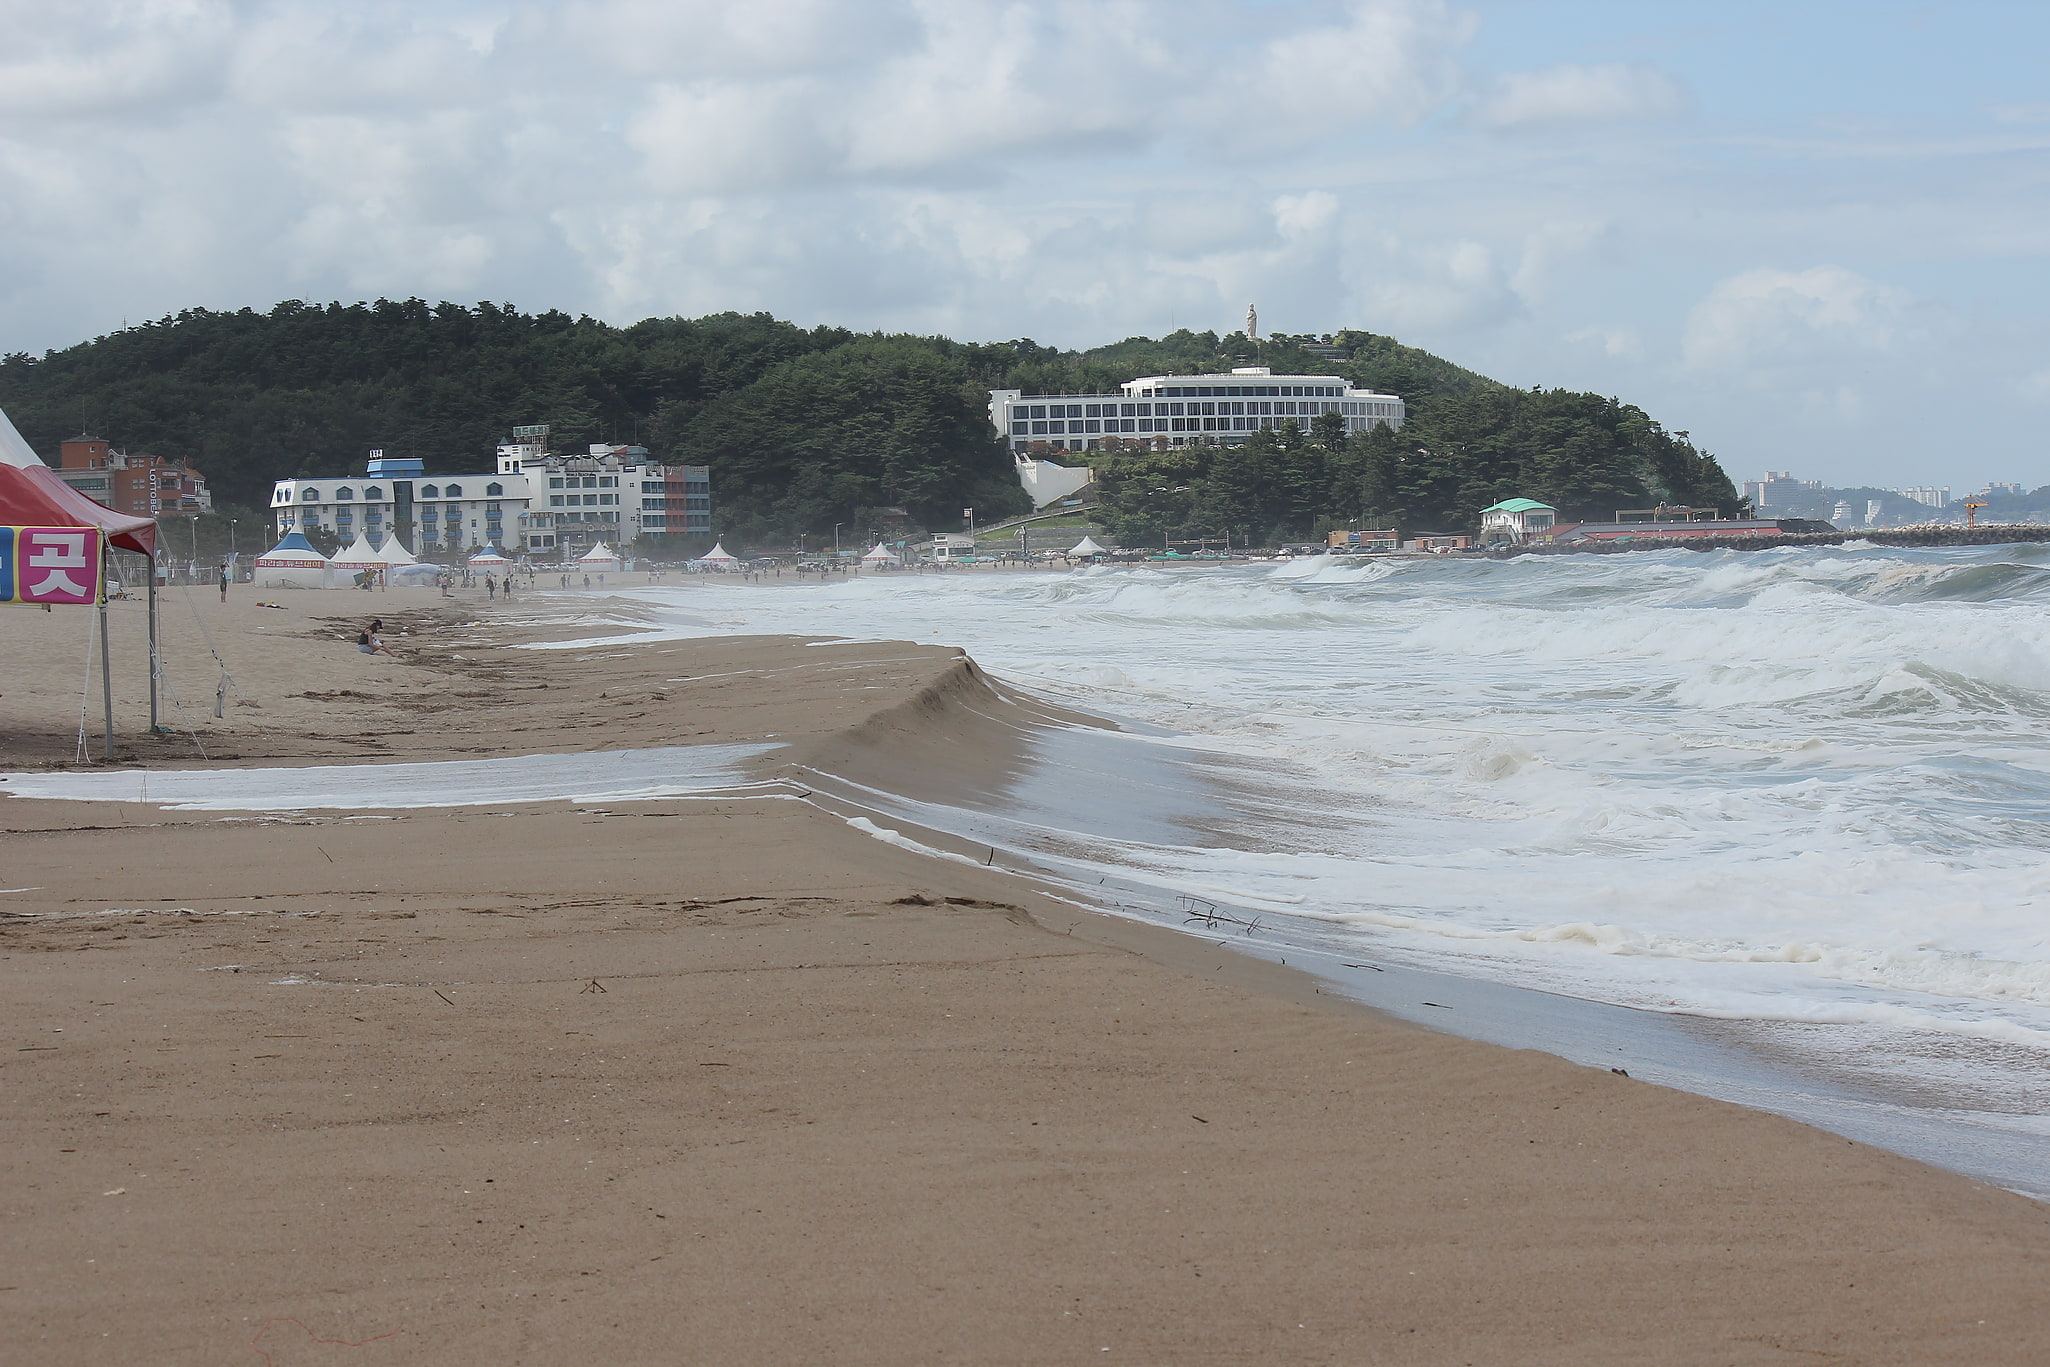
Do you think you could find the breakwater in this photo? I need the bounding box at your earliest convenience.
[1492,523,2050,557]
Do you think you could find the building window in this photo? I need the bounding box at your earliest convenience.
[550,495,564,507]
[549,477,564,490]
[335,487,354,500]
[421,484,439,498]
[486,482,503,496]
[445,484,462,497]
[364,486,382,500]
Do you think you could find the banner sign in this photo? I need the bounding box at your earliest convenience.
[0,527,103,605]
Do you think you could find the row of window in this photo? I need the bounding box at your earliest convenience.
[1133,384,1344,399]
[1012,400,1394,422]
[550,493,617,507]
[287,481,506,503]
[1018,412,1391,436]
[639,498,713,510]
[549,476,619,490]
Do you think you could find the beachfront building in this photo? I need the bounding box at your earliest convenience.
[1478,499,1560,545]
[990,367,1405,509]
[269,433,712,559]
[48,436,213,516]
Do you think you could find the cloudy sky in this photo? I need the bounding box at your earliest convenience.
[3,0,2046,491]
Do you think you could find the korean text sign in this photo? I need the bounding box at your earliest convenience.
[0,527,104,605]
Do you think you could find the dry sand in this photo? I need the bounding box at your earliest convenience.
[4,582,2049,1365]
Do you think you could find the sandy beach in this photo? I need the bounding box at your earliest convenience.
[5,580,2049,1365]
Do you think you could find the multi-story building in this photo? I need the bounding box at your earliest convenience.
[1741,471,1823,513]
[1894,486,1950,509]
[269,431,712,559]
[990,367,1405,510]
[49,436,213,516]
[989,367,1404,458]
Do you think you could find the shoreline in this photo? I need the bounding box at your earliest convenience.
[6,587,2050,1362]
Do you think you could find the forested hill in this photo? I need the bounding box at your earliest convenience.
[0,300,1735,541]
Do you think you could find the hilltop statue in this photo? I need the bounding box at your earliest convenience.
[1246,304,1258,341]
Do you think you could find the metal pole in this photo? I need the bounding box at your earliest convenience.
[147,552,161,732]
[98,546,115,761]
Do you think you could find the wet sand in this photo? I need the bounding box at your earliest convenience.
[4,584,2049,1364]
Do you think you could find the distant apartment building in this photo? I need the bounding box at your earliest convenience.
[49,436,213,516]
[269,429,711,558]
[1742,471,1822,512]
[1894,486,1950,509]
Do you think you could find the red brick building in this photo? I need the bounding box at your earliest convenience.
[51,436,213,517]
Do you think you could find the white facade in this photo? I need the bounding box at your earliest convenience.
[270,443,712,557]
[989,367,1404,458]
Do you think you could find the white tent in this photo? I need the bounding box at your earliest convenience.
[1067,536,1109,556]
[0,403,41,468]
[253,530,333,589]
[578,542,621,572]
[860,544,901,565]
[375,533,418,566]
[467,547,511,566]
[331,532,385,571]
[695,542,738,565]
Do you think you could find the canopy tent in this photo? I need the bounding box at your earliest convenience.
[577,542,621,571]
[860,544,901,565]
[1067,536,1108,557]
[467,546,511,566]
[2,402,164,756]
[330,532,386,571]
[375,533,418,565]
[253,531,332,588]
[0,405,157,556]
[695,542,738,565]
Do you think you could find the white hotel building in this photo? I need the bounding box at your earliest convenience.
[991,367,1405,507]
[989,367,1404,454]
[269,437,712,557]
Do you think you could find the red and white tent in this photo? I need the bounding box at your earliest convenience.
[0,405,156,555]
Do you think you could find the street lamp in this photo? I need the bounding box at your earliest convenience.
[833,523,843,554]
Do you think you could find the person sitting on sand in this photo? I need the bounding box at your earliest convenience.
[357,620,397,657]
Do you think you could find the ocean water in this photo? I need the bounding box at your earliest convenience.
[575,543,2050,1185]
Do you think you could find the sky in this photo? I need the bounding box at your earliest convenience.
[2,0,2046,493]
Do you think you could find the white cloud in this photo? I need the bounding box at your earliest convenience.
[1470,62,1686,130]
[1357,235,1522,334]
[1229,0,1475,149]
[1681,265,1917,372]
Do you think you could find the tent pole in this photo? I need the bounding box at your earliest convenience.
[98,546,116,761]
[147,552,162,732]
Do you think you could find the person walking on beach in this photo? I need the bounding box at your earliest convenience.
[217,563,229,603]
[486,574,497,600]
[502,575,515,602]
